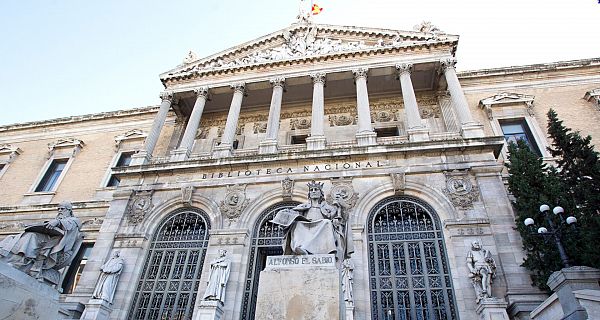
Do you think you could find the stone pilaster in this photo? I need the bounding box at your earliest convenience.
[440,58,484,138]
[259,77,285,154]
[306,73,327,150]
[396,63,430,142]
[172,87,209,161]
[352,68,377,146]
[214,83,245,158]
[132,91,173,165]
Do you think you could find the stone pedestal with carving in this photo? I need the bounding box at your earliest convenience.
[476,298,510,320]
[0,261,61,320]
[355,131,377,146]
[80,299,112,320]
[255,254,342,320]
[306,136,326,150]
[193,300,224,320]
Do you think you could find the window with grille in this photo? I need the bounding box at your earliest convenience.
[128,208,210,320]
[35,158,69,192]
[240,201,299,320]
[368,196,458,320]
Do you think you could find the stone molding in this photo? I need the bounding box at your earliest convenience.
[478,92,535,120]
[114,129,147,151]
[584,88,600,110]
[0,144,22,163]
[47,137,84,159]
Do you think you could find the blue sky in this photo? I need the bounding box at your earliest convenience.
[1,1,599,125]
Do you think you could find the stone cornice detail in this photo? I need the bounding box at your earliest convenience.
[458,58,600,79]
[114,129,147,150]
[478,92,535,120]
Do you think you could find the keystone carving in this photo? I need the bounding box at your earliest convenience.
[281,177,294,199]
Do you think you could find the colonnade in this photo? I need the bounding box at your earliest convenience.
[135,58,483,163]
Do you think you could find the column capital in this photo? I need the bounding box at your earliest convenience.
[352,68,368,80]
[159,91,174,102]
[440,57,457,71]
[193,86,210,99]
[230,82,246,94]
[310,72,326,85]
[269,77,286,88]
[395,63,413,75]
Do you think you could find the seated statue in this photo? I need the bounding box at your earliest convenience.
[272,180,353,265]
[0,201,83,285]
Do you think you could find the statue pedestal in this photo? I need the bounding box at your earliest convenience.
[546,266,600,320]
[255,254,342,319]
[476,298,510,320]
[193,300,224,320]
[80,299,112,320]
[0,261,61,320]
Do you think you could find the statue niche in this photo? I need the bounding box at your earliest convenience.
[0,201,83,286]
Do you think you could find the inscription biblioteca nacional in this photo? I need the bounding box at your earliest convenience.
[197,160,385,180]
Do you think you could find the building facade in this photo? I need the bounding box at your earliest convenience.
[1,20,599,320]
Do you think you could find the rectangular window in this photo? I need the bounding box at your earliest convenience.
[35,158,69,192]
[61,243,94,294]
[500,120,541,155]
[291,135,308,145]
[375,127,399,137]
[107,152,134,187]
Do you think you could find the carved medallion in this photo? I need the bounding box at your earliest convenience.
[328,114,355,127]
[290,118,311,130]
[281,177,294,199]
[328,179,359,209]
[372,110,396,123]
[420,105,442,119]
[126,190,154,224]
[253,122,268,134]
[195,128,209,139]
[442,171,479,210]
[219,184,249,222]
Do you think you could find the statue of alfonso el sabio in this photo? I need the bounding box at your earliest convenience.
[0,201,83,286]
[271,180,354,266]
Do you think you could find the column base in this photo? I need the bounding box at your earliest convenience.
[345,303,355,320]
[80,299,112,320]
[130,151,150,165]
[476,297,510,320]
[258,139,278,154]
[460,123,485,138]
[212,145,233,158]
[193,300,224,320]
[407,127,430,142]
[170,148,190,161]
[355,131,377,146]
[306,136,326,151]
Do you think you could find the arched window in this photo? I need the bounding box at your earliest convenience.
[240,201,299,320]
[128,208,210,320]
[367,196,458,320]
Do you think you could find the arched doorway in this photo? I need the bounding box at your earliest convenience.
[240,201,299,320]
[367,196,458,320]
[128,208,210,320]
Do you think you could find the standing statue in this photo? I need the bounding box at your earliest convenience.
[341,259,355,306]
[0,201,82,284]
[271,180,354,266]
[466,240,497,302]
[203,249,231,303]
[92,251,124,303]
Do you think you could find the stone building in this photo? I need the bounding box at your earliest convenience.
[0,19,599,320]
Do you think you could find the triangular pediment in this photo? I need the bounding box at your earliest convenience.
[479,92,535,107]
[161,22,458,82]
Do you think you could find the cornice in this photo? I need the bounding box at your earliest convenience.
[457,58,600,79]
[0,106,160,133]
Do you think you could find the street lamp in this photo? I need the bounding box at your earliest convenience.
[523,204,577,268]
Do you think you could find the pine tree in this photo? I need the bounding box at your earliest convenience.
[506,140,565,290]
[546,109,600,268]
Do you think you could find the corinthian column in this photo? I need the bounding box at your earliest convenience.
[352,68,377,146]
[306,73,327,150]
[214,83,245,158]
[132,91,174,164]
[172,87,209,161]
[396,63,429,142]
[259,77,285,154]
[440,58,484,138]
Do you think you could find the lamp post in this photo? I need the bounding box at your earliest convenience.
[524,204,577,268]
